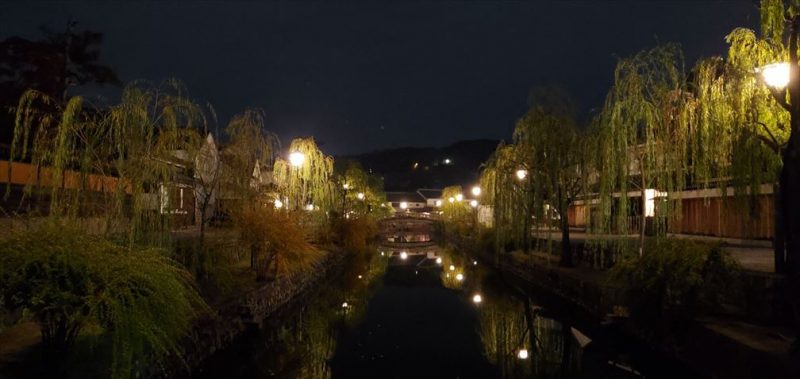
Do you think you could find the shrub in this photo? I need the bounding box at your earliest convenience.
[235,207,322,281]
[0,222,205,378]
[607,239,741,326]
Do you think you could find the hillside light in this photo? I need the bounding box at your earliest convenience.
[517,349,529,359]
[358,275,363,279]
[516,169,528,180]
[473,260,478,266]
[760,62,790,89]
[289,151,305,167]
[456,273,464,281]
[357,192,365,200]
[400,202,408,210]
[274,199,283,209]
[455,194,464,201]
[471,186,481,196]
[472,294,483,304]
[470,200,478,208]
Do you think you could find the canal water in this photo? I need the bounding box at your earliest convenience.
[197,247,702,379]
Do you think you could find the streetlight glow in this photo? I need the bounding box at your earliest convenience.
[760,62,790,89]
[435,200,442,207]
[516,169,528,180]
[342,302,349,308]
[305,203,315,211]
[471,186,481,196]
[357,192,365,200]
[343,183,349,189]
[400,251,408,260]
[456,273,464,281]
[517,349,529,359]
[449,265,455,271]
[289,151,305,167]
[470,200,478,208]
[455,194,463,201]
[472,294,482,304]
[448,197,455,203]
[274,199,283,209]
[436,257,442,264]
[400,202,408,209]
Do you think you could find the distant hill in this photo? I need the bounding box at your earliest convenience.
[339,139,500,191]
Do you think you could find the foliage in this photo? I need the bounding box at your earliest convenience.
[8,79,208,247]
[220,109,281,206]
[0,223,204,378]
[336,161,390,219]
[608,239,741,325]
[481,143,528,254]
[273,137,336,212]
[594,44,690,248]
[234,206,322,280]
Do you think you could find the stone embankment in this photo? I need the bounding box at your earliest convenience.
[169,251,348,376]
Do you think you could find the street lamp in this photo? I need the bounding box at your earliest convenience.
[760,62,790,89]
[400,201,408,210]
[455,194,463,201]
[289,151,305,167]
[400,251,408,260]
[517,349,529,359]
[449,264,455,271]
[435,200,442,207]
[470,200,478,208]
[357,192,365,200]
[436,257,442,265]
[274,199,283,209]
[516,169,528,180]
[472,294,482,304]
[456,273,464,281]
[472,186,481,196]
[448,197,455,203]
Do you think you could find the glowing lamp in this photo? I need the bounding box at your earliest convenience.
[289,151,305,167]
[760,62,790,89]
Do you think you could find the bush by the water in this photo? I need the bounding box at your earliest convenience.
[608,239,741,325]
[0,223,205,378]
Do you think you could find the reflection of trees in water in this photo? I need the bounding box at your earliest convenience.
[478,294,579,378]
[262,250,389,378]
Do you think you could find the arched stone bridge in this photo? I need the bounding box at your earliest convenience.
[379,214,438,247]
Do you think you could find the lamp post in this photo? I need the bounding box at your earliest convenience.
[759,62,799,275]
[516,168,532,254]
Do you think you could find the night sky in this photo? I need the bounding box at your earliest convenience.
[1,1,758,155]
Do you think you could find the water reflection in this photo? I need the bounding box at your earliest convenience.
[200,245,692,378]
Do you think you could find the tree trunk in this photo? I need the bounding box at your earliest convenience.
[781,143,800,341]
[560,204,573,267]
[639,187,647,257]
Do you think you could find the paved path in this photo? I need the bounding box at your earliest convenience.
[532,229,776,273]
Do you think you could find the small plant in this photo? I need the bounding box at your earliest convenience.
[0,222,205,378]
[608,239,741,326]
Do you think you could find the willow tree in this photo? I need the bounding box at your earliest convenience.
[513,89,590,266]
[272,137,335,212]
[480,143,528,263]
[220,109,280,209]
[9,79,206,246]
[337,161,388,218]
[708,0,800,281]
[596,44,691,255]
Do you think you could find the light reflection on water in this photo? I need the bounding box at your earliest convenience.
[198,245,692,379]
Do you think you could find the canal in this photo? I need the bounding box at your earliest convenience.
[197,245,702,378]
